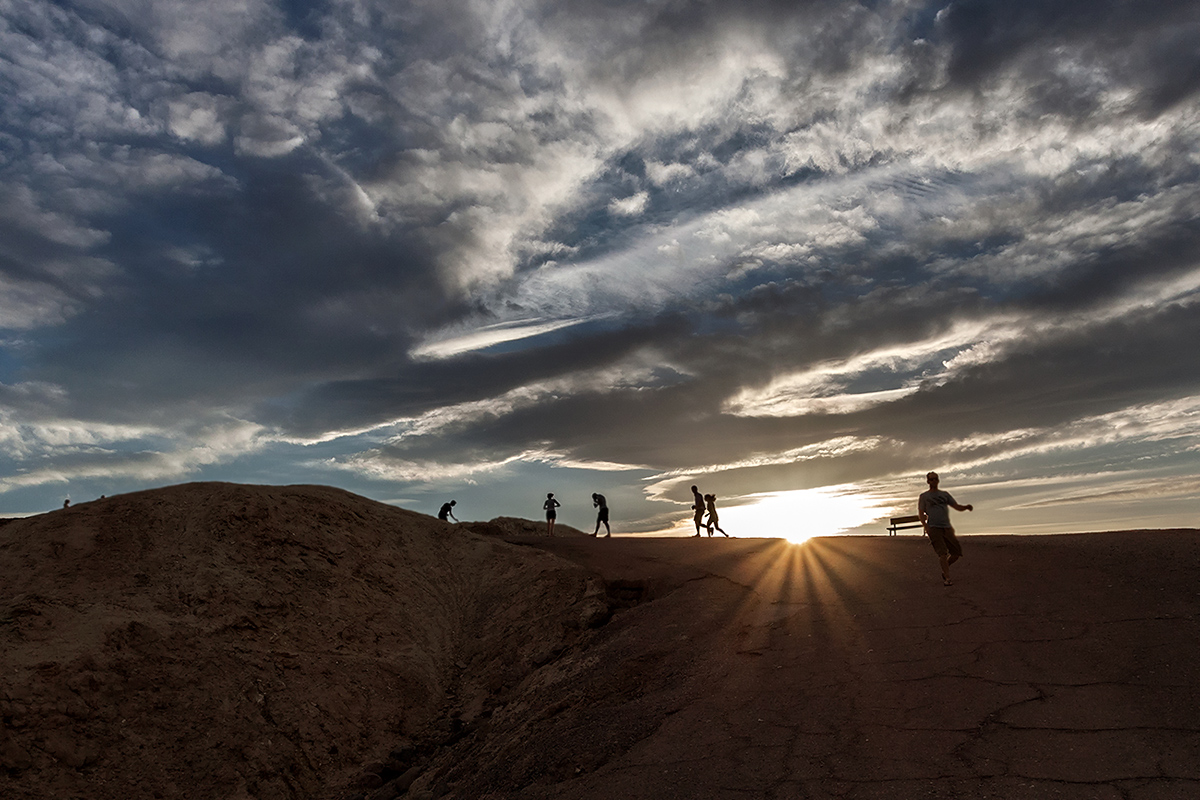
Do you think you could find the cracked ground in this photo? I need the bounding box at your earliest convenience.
[415,532,1200,800]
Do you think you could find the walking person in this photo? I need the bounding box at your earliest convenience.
[691,485,705,537]
[704,493,728,537]
[592,492,611,538]
[918,472,973,586]
[543,492,561,536]
[438,500,459,522]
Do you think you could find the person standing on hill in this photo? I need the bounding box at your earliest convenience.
[592,492,611,537]
[691,485,705,537]
[918,472,973,586]
[438,500,458,522]
[543,492,561,536]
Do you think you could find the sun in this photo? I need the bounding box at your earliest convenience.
[718,486,889,543]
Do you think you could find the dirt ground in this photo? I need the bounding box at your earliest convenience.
[3,483,1199,799]
[0,483,601,800]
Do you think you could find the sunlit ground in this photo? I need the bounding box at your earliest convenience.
[711,485,894,543]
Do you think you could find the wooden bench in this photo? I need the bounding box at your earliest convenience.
[887,515,924,536]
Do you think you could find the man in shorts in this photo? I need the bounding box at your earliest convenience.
[918,472,973,586]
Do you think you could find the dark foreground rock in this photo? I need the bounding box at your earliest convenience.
[0,483,600,800]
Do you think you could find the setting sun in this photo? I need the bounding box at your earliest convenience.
[717,486,890,543]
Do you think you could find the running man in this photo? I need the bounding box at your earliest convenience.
[917,472,973,586]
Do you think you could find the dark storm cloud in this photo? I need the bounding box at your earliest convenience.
[20,155,451,422]
[530,0,867,79]
[348,284,963,460]
[935,0,1200,117]
[271,313,692,437]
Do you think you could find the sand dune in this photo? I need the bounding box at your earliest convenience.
[2,483,1199,799]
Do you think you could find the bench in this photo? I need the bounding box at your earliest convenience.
[887,515,924,536]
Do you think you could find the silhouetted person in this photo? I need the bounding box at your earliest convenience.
[438,500,458,522]
[592,493,610,537]
[543,492,561,536]
[918,472,973,586]
[691,485,705,537]
[704,493,728,537]
[63,499,70,509]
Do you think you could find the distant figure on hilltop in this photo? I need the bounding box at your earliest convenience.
[438,500,458,522]
[592,493,610,538]
[63,499,70,509]
[543,492,561,536]
[704,494,728,537]
[918,472,973,586]
[691,485,705,537]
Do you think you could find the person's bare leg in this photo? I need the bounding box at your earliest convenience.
[939,554,952,585]
[948,553,960,564]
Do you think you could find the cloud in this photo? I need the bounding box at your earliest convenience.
[167,93,229,145]
[0,275,79,331]
[0,383,267,492]
[411,316,603,360]
[934,0,1200,115]
[3,0,1200,536]
[608,191,649,217]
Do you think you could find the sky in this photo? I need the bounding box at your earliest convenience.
[2,0,1199,538]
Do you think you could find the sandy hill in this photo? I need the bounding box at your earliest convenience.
[0,483,606,800]
[3,483,1200,800]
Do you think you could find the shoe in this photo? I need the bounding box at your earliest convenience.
[943,578,953,586]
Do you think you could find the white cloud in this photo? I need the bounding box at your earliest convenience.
[726,264,1200,419]
[0,404,268,493]
[234,113,307,157]
[724,318,1003,417]
[168,92,229,145]
[608,191,648,217]
[643,435,891,502]
[645,160,696,185]
[0,275,78,331]
[411,316,599,360]
[326,444,647,487]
